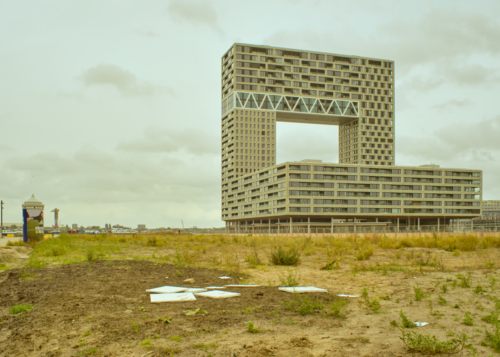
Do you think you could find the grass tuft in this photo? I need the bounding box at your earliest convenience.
[246,321,263,333]
[269,245,301,266]
[8,303,34,315]
[282,294,325,315]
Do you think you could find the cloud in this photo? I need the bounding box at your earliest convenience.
[80,64,172,97]
[117,127,219,155]
[398,115,500,162]
[264,6,500,77]
[1,142,221,227]
[135,27,161,38]
[167,0,223,35]
[432,99,471,111]
[0,144,14,152]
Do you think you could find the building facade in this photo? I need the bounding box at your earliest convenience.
[223,161,482,232]
[221,44,482,228]
[221,43,396,185]
[482,200,500,217]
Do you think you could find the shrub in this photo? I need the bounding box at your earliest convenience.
[269,245,301,266]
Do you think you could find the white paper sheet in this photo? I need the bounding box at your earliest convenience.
[279,286,328,293]
[150,292,196,303]
[146,286,188,294]
[194,290,241,299]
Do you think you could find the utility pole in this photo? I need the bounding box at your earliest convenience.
[1,200,3,239]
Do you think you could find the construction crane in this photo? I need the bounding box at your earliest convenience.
[51,208,60,228]
[181,220,187,234]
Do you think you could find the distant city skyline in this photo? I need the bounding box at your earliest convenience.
[1,1,500,227]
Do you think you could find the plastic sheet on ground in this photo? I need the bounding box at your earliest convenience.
[414,322,429,326]
[184,288,207,293]
[150,292,196,303]
[194,290,241,299]
[219,276,231,279]
[337,294,359,297]
[206,286,227,289]
[278,286,328,293]
[146,286,188,294]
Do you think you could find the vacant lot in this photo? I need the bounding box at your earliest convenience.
[0,233,499,356]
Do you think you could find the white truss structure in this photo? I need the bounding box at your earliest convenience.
[222,91,359,117]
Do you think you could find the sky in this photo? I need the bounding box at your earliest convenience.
[1,0,500,229]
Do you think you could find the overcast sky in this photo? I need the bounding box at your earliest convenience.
[1,0,499,228]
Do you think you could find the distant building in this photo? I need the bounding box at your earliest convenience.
[482,200,500,217]
[4,223,23,228]
[138,224,146,230]
[72,224,78,230]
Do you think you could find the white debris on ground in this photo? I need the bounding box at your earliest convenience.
[146,283,331,302]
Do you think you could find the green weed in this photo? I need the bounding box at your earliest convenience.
[413,285,424,301]
[194,342,217,352]
[278,269,301,287]
[438,295,447,305]
[8,303,34,315]
[361,288,381,313]
[282,294,325,315]
[184,308,207,316]
[139,339,152,348]
[327,299,349,318]
[473,285,484,295]
[246,321,263,333]
[168,336,183,342]
[18,270,38,281]
[76,347,98,356]
[462,311,474,326]
[456,273,471,288]
[392,314,468,354]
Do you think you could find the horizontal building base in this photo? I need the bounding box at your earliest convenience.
[224,215,480,235]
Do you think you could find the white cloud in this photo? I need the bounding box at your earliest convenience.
[167,0,224,35]
[80,64,172,97]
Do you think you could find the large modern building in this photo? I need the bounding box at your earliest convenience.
[220,44,482,232]
[481,200,500,217]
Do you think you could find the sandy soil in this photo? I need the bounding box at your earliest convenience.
[0,245,499,356]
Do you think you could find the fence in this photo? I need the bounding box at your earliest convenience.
[223,221,500,238]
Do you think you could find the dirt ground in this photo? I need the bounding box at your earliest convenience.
[0,238,499,356]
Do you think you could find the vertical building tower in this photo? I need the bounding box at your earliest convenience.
[221,44,395,213]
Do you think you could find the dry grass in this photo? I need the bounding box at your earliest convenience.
[14,232,500,273]
[3,232,500,355]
